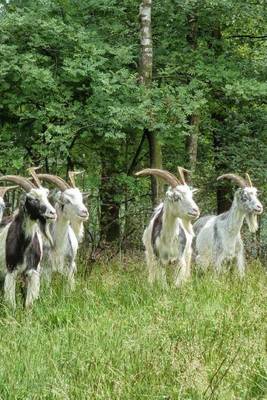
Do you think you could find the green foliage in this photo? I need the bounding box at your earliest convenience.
[0,1,143,172]
[0,0,266,241]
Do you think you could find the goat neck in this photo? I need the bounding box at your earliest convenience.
[225,196,245,235]
[161,200,180,242]
[23,210,39,238]
[0,200,5,224]
[52,203,71,248]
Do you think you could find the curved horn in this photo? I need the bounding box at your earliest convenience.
[0,185,18,198]
[177,166,191,185]
[27,166,42,188]
[245,173,253,187]
[217,173,247,188]
[135,168,180,188]
[36,174,70,191]
[0,175,35,192]
[68,170,84,188]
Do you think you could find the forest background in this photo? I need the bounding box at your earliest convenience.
[0,0,266,259]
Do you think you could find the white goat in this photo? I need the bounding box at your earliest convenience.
[0,186,17,223]
[193,173,263,276]
[136,168,200,287]
[0,175,57,308]
[31,172,89,288]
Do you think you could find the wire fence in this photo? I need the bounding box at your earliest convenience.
[4,187,267,266]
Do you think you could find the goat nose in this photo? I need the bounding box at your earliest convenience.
[256,205,263,213]
[50,210,57,219]
[80,209,89,219]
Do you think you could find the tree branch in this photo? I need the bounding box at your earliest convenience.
[226,34,267,40]
[127,131,147,175]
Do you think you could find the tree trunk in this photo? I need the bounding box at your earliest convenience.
[186,13,199,176]
[186,114,199,175]
[100,156,120,244]
[213,115,232,214]
[210,26,231,214]
[139,0,163,206]
[139,0,153,85]
[146,129,163,205]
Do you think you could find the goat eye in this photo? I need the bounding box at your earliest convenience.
[31,198,39,204]
[242,193,249,201]
[173,194,181,201]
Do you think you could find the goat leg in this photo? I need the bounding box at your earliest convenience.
[236,240,245,278]
[4,271,17,309]
[25,269,40,308]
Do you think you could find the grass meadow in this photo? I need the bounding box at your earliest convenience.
[0,259,266,399]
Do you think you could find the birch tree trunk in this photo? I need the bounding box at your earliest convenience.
[139,0,153,85]
[139,0,163,206]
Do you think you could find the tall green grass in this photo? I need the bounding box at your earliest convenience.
[0,261,266,399]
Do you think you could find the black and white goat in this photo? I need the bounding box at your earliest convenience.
[136,168,200,287]
[0,175,57,308]
[193,173,263,276]
[31,172,89,288]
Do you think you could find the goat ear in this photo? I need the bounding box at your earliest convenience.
[19,193,27,206]
[192,188,199,194]
[53,191,64,204]
[82,191,90,199]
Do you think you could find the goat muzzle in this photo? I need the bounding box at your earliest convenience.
[78,209,89,220]
[44,210,57,221]
[187,207,200,219]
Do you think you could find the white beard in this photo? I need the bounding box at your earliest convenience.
[45,222,54,246]
[245,213,258,233]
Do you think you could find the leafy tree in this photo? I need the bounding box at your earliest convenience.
[0,0,266,250]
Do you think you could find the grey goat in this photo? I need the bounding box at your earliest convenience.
[193,173,263,276]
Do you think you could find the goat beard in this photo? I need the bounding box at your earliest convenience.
[39,219,54,246]
[245,213,258,233]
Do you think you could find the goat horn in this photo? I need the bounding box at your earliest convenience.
[0,185,18,198]
[135,168,180,188]
[68,170,84,188]
[27,166,42,188]
[217,173,247,188]
[177,166,191,185]
[245,173,253,187]
[36,174,70,191]
[0,175,35,192]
